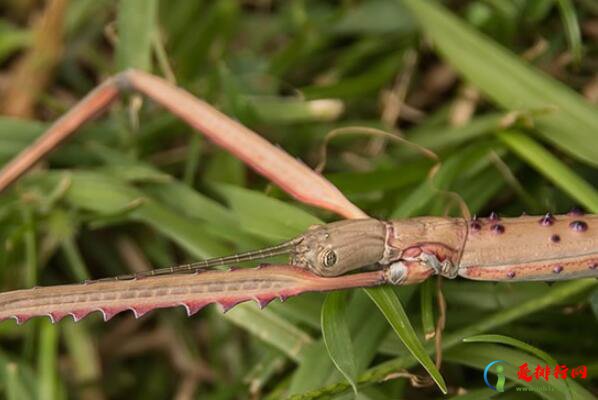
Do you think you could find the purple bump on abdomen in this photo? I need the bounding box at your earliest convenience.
[569,220,588,232]
[491,224,505,234]
[539,213,554,226]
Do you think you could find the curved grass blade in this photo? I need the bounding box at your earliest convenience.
[225,304,313,363]
[321,291,358,394]
[33,170,229,259]
[445,343,594,400]
[215,184,322,241]
[291,279,597,399]
[463,334,572,399]
[498,130,598,212]
[365,286,447,394]
[287,291,391,395]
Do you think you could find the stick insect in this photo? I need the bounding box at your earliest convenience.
[0,70,596,325]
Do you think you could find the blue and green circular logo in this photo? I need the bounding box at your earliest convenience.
[484,360,507,392]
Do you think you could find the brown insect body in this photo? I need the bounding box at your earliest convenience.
[0,213,596,324]
[291,219,387,277]
[0,71,595,325]
[458,213,598,281]
[385,214,598,282]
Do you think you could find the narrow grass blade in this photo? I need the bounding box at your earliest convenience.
[224,304,313,363]
[116,0,157,71]
[5,363,32,400]
[365,286,447,394]
[0,22,31,65]
[321,291,358,394]
[400,0,598,166]
[555,0,582,64]
[35,171,229,259]
[287,290,392,395]
[498,130,598,212]
[293,279,597,399]
[420,280,435,340]
[37,320,58,400]
[463,334,572,399]
[216,184,322,241]
[445,343,594,400]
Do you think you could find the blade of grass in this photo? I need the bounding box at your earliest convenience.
[62,324,104,399]
[292,279,597,398]
[224,304,313,363]
[420,280,435,340]
[498,130,598,212]
[0,22,31,65]
[400,0,598,166]
[365,286,447,394]
[61,236,90,281]
[321,291,358,394]
[5,363,32,400]
[37,320,58,400]
[555,0,583,64]
[445,343,592,399]
[463,334,572,399]
[286,290,393,395]
[115,0,157,71]
[215,184,322,241]
[34,171,229,259]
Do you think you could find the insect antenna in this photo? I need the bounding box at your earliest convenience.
[96,236,304,282]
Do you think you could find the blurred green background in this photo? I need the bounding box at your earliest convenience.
[0,0,597,399]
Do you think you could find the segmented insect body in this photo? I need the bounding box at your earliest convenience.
[0,213,596,324]
[458,213,598,281]
[294,214,598,283]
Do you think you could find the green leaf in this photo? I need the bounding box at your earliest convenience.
[116,0,157,71]
[5,363,31,400]
[0,21,31,65]
[400,0,598,166]
[321,291,358,394]
[419,280,435,341]
[299,280,597,399]
[463,334,572,399]
[287,291,392,395]
[463,334,555,362]
[408,113,503,151]
[216,184,322,242]
[445,343,594,400]
[333,0,415,34]
[555,0,582,64]
[224,303,313,362]
[365,286,447,394]
[250,97,344,124]
[37,321,59,400]
[35,171,229,259]
[498,130,598,212]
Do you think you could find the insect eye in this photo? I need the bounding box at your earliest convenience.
[322,250,337,268]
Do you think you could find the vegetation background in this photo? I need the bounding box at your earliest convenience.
[0,0,597,399]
